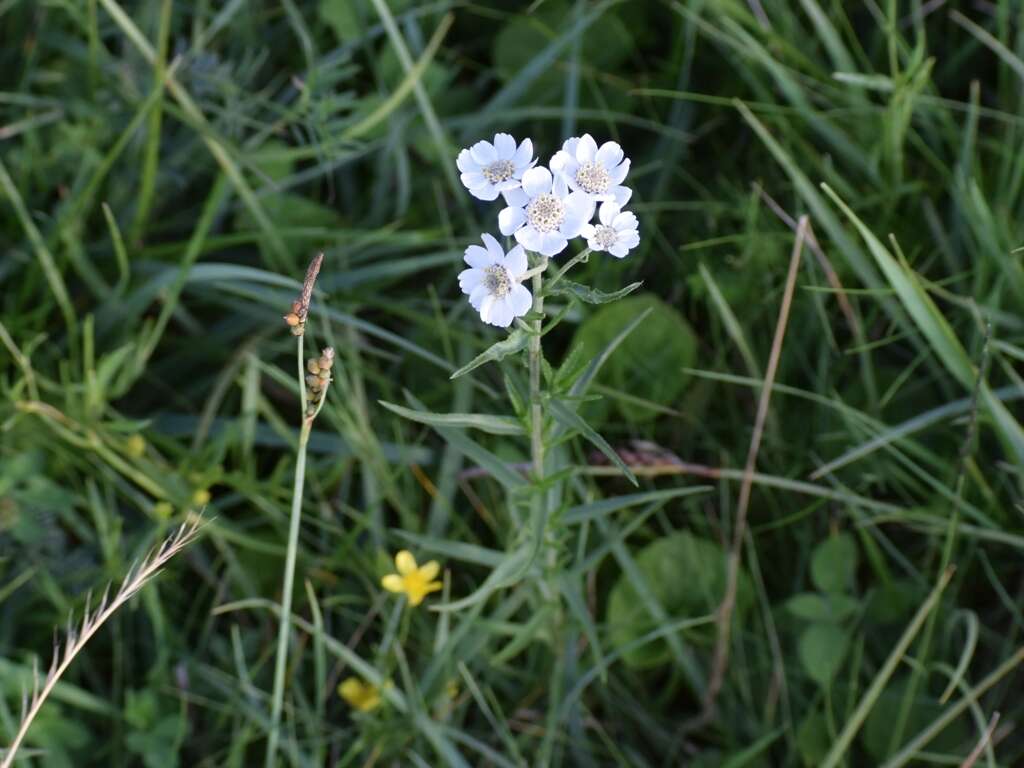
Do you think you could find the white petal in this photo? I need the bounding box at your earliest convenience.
[521,166,552,197]
[456,149,478,174]
[599,201,620,226]
[481,233,505,260]
[494,178,521,192]
[491,298,515,328]
[467,182,499,201]
[561,136,579,155]
[514,138,533,168]
[552,173,570,199]
[479,293,496,323]
[470,140,496,165]
[550,150,572,175]
[596,141,624,168]
[464,244,494,268]
[461,171,485,187]
[613,211,638,231]
[469,284,489,309]
[611,185,632,206]
[538,231,568,257]
[514,226,543,252]
[458,268,482,293]
[610,158,630,184]
[503,244,527,277]
[580,223,596,238]
[499,206,527,236]
[493,132,516,158]
[609,243,629,258]
[502,187,529,207]
[621,231,640,247]
[586,235,604,252]
[509,284,532,316]
[576,134,597,162]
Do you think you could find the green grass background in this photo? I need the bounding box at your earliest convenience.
[3,0,1024,765]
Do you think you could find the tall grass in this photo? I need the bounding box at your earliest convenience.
[2,1,1024,765]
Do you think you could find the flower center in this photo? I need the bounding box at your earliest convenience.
[575,161,610,194]
[483,264,512,297]
[526,193,566,233]
[593,224,618,250]
[482,159,515,184]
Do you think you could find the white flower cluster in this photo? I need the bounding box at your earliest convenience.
[455,133,640,327]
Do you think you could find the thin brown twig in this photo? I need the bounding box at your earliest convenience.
[754,183,860,338]
[684,215,809,734]
[960,711,1000,768]
[1,519,204,768]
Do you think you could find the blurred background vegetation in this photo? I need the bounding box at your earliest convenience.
[3,0,1024,765]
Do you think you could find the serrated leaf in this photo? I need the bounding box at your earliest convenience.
[378,401,524,435]
[548,399,637,486]
[450,330,529,380]
[549,279,643,304]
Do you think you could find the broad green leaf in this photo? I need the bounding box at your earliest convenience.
[607,532,752,669]
[798,622,849,687]
[811,533,859,594]
[785,592,860,622]
[862,678,968,760]
[548,279,642,305]
[379,400,524,436]
[797,711,831,767]
[548,399,637,486]
[571,294,697,423]
[450,330,529,380]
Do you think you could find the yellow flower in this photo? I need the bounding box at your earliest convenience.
[192,488,211,506]
[381,550,442,607]
[338,677,381,712]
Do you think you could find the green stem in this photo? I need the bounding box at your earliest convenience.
[547,248,591,291]
[528,257,548,482]
[266,338,312,766]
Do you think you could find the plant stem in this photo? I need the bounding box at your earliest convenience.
[547,248,590,290]
[528,257,548,482]
[266,338,311,766]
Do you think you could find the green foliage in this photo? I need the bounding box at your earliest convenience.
[606,531,752,669]
[3,0,1024,766]
[572,294,698,423]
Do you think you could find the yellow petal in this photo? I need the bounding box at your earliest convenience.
[338,677,364,705]
[381,574,405,593]
[418,560,441,581]
[395,550,417,576]
[407,589,426,607]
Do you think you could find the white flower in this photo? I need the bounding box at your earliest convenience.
[550,134,631,207]
[458,233,533,328]
[581,202,639,259]
[456,133,534,202]
[497,167,591,257]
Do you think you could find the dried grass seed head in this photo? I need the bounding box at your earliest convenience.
[283,253,324,336]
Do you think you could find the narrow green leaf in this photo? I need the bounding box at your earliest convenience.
[379,401,524,436]
[430,546,534,612]
[548,280,643,305]
[549,399,637,486]
[563,487,711,525]
[450,330,529,380]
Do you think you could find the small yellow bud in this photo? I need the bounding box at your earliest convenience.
[192,489,211,507]
[126,434,146,458]
[153,501,173,519]
[284,312,300,327]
